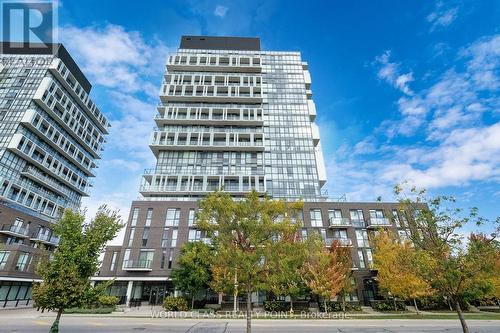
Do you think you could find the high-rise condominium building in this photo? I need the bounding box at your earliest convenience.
[0,43,109,307]
[141,36,327,200]
[97,36,414,308]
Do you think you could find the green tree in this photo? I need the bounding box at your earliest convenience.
[372,230,433,314]
[264,218,307,312]
[302,236,352,313]
[33,207,122,333]
[395,184,499,333]
[197,190,302,333]
[171,241,213,309]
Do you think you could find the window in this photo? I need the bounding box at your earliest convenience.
[369,209,384,218]
[309,209,323,227]
[0,251,10,270]
[122,249,130,269]
[366,249,373,267]
[328,209,342,219]
[145,208,153,226]
[128,227,135,247]
[392,210,400,227]
[171,229,178,247]
[188,209,196,226]
[350,209,364,227]
[333,229,348,240]
[320,228,327,241]
[141,227,150,247]
[301,228,307,240]
[355,230,370,247]
[357,250,365,268]
[398,230,409,242]
[161,228,169,248]
[165,208,180,226]
[16,252,30,271]
[188,229,201,242]
[110,251,118,271]
[130,208,139,227]
[160,250,167,269]
[168,249,173,269]
[138,250,154,267]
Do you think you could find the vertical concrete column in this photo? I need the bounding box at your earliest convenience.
[126,281,133,306]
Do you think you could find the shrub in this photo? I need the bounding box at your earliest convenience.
[97,295,119,308]
[370,300,406,312]
[263,301,290,312]
[163,296,189,311]
[318,301,362,312]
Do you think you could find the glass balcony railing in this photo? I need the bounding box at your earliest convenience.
[328,217,351,227]
[325,238,353,247]
[31,232,60,245]
[0,224,29,237]
[367,217,392,227]
[122,259,152,270]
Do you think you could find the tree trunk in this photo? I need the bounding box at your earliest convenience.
[191,295,195,310]
[49,308,63,333]
[246,288,252,333]
[342,294,346,313]
[324,299,328,314]
[413,298,419,315]
[290,297,294,313]
[454,299,469,333]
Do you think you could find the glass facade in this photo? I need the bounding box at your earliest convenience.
[0,51,109,221]
[139,44,326,200]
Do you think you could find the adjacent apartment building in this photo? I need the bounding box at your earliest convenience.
[96,36,413,307]
[0,43,109,307]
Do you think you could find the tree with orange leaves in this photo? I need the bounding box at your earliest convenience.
[302,235,352,313]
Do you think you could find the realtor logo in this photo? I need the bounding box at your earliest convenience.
[1,0,57,53]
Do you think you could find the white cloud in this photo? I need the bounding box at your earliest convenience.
[59,24,171,245]
[329,34,500,200]
[214,5,229,18]
[59,24,170,95]
[375,50,414,95]
[427,1,459,31]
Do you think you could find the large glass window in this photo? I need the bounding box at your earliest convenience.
[165,208,180,226]
[128,227,135,247]
[309,209,323,227]
[161,228,169,248]
[141,227,150,247]
[122,249,130,269]
[110,251,118,271]
[355,230,370,247]
[138,250,154,267]
[0,251,10,270]
[171,229,178,247]
[366,249,373,267]
[350,209,364,227]
[15,252,30,271]
[188,209,196,226]
[145,208,153,226]
[130,208,139,227]
[357,250,366,269]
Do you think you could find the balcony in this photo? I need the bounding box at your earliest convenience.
[367,217,392,228]
[167,54,261,73]
[30,233,60,246]
[328,217,351,228]
[325,238,353,247]
[49,59,110,133]
[122,260,152,272]
[350,219,366,228]
[0,224,29,238]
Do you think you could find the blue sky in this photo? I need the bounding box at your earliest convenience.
[47,0,499,241]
